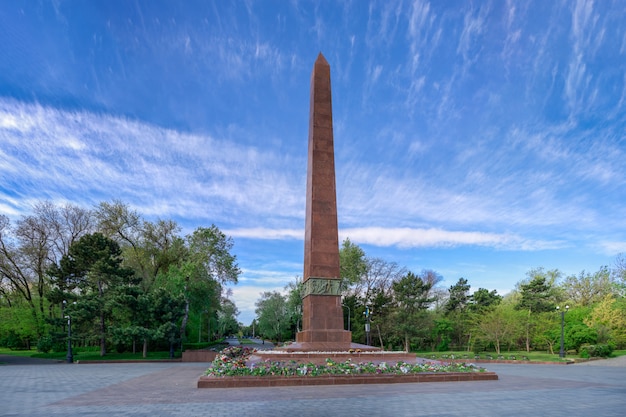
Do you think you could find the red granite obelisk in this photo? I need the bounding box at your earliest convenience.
[294,53,352,350]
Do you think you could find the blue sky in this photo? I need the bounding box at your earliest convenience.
[1,1,625,325]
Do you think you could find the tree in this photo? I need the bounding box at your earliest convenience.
[584,295,626,347]
[468,288,502,313]
[216,298,240,338]
[562,267,616,306]
[516,268,562,352]
[95,201,185,293]
[445,278,470,314]
[177,225,240,341]
[110,287,186,357]
[58,233,136,356]
[432,318,454,351]
[392,271,436,352]
[285,277,303,336]
[444,278,472,350]
[255,291,289,342]
[517,269,561,313]
[96,202,240,345]
[343,257,405,347]
[463,288,502,352]
[476,303,523,354]
[532,312,561,354]
[0,202,92,341]
[339,238,367,286]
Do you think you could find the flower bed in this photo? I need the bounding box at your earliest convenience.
[204,346,488,378]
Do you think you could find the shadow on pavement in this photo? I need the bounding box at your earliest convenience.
[0,354,64,365]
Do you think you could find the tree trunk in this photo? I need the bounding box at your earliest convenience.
[99,280,106,356]
[376,324,384,349]
[525,309,531,353]
[180,298,190,342]
[143,338,148,358]
[100,312,106,356]
[404,333,410,352]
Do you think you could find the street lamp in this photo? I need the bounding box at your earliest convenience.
[342,303,351,331]
[64,314,73,363]
[556,305,569,358]
[364,306,372,346]
[63,300,76,363]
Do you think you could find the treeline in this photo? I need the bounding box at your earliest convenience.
[0,201,241,356]
[253,239,626,355]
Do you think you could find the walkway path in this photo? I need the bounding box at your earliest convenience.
[1,357,624,416]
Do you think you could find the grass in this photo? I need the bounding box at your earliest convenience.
[238,338,259,345]
[416,350,571,362]
[0,347,178,361]
[417,349,626,362]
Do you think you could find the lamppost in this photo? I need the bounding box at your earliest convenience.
[342,303,351,331]
[556,305,569,358]
[62,300,75,363]
[364,306,372,346]
[65,314,73,363]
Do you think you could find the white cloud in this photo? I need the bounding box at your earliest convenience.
[0,99,305,226]
[225,228,301,240]
[339,227,563,251]
[598,241,626,256]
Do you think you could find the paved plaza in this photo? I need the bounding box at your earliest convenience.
[1,355,625,417]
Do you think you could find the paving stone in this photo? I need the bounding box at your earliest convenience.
[1,359,625,416]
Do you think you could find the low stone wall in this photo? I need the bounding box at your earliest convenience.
[197,371,498,388]
[182,350,217,363]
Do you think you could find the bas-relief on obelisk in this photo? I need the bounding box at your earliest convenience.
[289,53,375,351]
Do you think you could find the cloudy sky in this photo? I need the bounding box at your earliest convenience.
[1,1,625,324]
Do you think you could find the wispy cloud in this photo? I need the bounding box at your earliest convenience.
[226,228,301,240]
[565,0,607,120]
[340,227,564,251]
[456,3,489,76]
[0,98,304,226]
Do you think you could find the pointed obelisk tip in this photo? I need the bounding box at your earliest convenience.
[316,52,329,66]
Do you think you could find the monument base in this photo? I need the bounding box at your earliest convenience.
[281,339,380,352]
[253,348,419,365]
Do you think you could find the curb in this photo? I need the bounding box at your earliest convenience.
[198,371,498,388]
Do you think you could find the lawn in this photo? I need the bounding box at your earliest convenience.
[0,347,177,361]
[238,338,259,345]
[416,349,626,362]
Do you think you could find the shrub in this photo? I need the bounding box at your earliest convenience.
[579,343,614,358]
[36,336,54,353]
[436,339,450,352]
[472,339,486,355]
[3,331,26,350]
[566,324,597,351]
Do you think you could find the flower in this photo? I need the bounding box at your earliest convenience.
[204,347,487,378]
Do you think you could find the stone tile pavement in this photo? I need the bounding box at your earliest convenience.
[1,356,625,416]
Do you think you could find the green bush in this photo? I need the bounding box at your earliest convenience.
[36,336,54,353]
[579,343,614,358]
[566,324,597,351]
[472,339,486,355]
[436,339,450,352]
[2,331,26,349]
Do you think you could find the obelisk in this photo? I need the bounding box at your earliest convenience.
[295,53,352,350]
